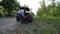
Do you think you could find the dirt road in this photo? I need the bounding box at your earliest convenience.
[0,18,38,34]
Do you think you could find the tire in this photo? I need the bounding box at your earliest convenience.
[16,17,20,22]
[22,16,33,24]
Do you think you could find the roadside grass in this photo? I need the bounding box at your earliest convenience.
[32,28,56,34]
[33,16,60,34]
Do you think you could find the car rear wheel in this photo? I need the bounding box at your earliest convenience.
[16,17,20,22]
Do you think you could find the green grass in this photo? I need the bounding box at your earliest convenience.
[32,28,56,34]
[40,28,56,34]
[33,16,60,34]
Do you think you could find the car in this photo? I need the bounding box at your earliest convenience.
[16,11,33,24]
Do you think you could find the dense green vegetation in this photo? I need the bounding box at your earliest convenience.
[0,0,20,16]
[33,16,60,34]
[37,0,60,17]
[35,0,60,33]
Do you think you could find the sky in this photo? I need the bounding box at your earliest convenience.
[17,0,40,15]
[0,0,1,1]
[17,0,60,15]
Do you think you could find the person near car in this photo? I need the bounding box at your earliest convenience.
[18,5,30,16]
[17,9,24,16]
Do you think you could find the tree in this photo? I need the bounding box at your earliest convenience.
[50,2,60,17]
[13,1,20,11]
[37,0,47,16]
[37,0,60,17]
[41,0,47,13]
[0,1,2,6]
[51,0,56,8]
[47,0,60,17]
[2,0,20,16]
[37,8,44,16]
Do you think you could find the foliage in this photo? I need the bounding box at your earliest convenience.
[37,0,60,17]
[37,0,48,17]
[37,8,44,16]
[2,0,20,16]
[33,16,40,21]
[33,16,60,34]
